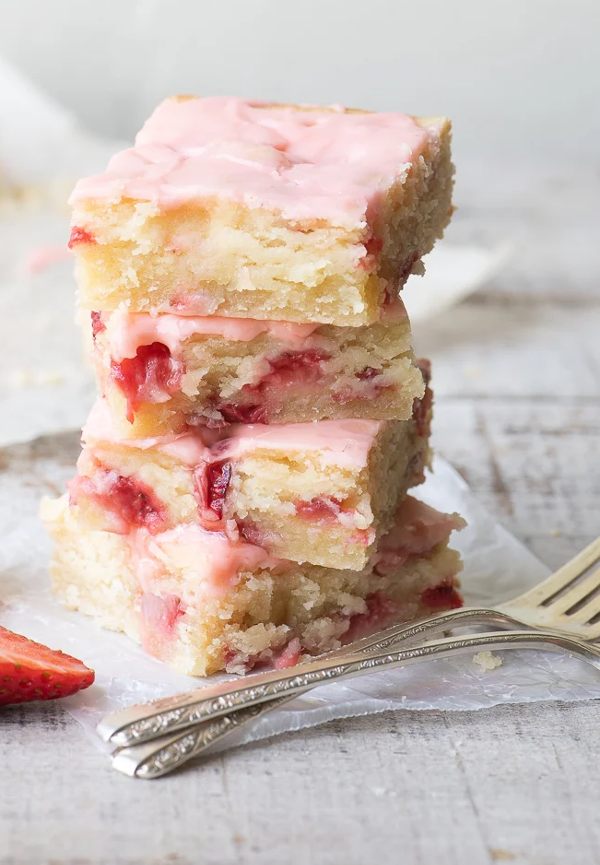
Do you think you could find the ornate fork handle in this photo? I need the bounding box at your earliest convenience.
[110,628,600,777]
[100,606,527,748]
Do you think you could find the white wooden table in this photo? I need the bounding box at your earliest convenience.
[2,168,599,865]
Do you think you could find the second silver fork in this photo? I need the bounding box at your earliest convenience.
[104,535,600,777]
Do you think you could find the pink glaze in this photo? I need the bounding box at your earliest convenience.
[141,593,183,634]
[139,592,184,658]
[83,398,383,470]
[103,309,319,360]
[274,638,302,670]
[130,523,282,597]
[380,294,409,323]
[70,97,435,227]
[204,418,381,469]
[374,496,465,573]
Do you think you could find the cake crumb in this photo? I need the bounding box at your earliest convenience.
[473,650,503,672]
[490,849,516,862]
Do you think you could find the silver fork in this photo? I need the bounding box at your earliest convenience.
[102,536,600,777]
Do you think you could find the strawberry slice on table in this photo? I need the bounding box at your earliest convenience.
[0,626,95,706]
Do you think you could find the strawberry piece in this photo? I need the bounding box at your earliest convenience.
[107,474,167,533]
[90,311,105,339]
[274,638,302,670]
[266,349,330,383]
[416,357,432,387]
[342,592,398,643]
[421,580,463,611]
[218,403,267,425]
[195,459,232,520]
[68,226,96,248]
[216,349,330,425]
[110,342,184,423]
[356,366,380,381]
[365,234,383,258]
[237,520,264,546]
[295,495,344,523]
[358,234,383,270]
[0,627,94,705]
[70,470,167,534]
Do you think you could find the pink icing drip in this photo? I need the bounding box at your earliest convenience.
[130,523,280,596]
[105,496,462,612]
[103,309,319,360]
[69,97,433,226]
[374,496,465,573]
[83,398,382,470]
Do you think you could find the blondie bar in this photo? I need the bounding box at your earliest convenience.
[90,304,424,435]
[70,97,453,325]
[42,493,464,675]
[69,398,431,570]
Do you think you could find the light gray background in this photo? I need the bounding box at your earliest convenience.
[2,0,599,180]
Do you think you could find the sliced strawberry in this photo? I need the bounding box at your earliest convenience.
[342,592,399,643]
[110,342,184,423]
[265,349,330,385]
[69,470,167,534]
[365,234,383,258]
[217,403,267,425]
[295,495,344,523]
[0,627,94,706]
[216,349,330,424]
[194,459,233,521]
[356,366,380,381]
[68,226,96,248]
[421,580,463,611]
[90,311,105,339]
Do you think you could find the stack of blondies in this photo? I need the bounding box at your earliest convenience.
[43,97,465,675]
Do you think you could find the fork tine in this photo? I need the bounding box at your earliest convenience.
[511,536,600,606]
[567,599,600,626]
[559,570,600,623]
[543,568,600,615]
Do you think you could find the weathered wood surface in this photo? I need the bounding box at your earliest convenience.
[2,184,600,865]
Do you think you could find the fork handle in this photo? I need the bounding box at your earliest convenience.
[108,606,522,766]
[101,606,527,747]
[111,629,600,778]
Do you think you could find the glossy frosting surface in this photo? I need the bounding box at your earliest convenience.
[126,496,458,595]
[83,399,383,469]
[102,309,319,360]
[131,523,280,596]
[70,97,434,226]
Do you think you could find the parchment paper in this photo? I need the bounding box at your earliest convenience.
[1,431,599,756]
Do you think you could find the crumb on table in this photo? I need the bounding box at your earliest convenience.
[473,650,503,672]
